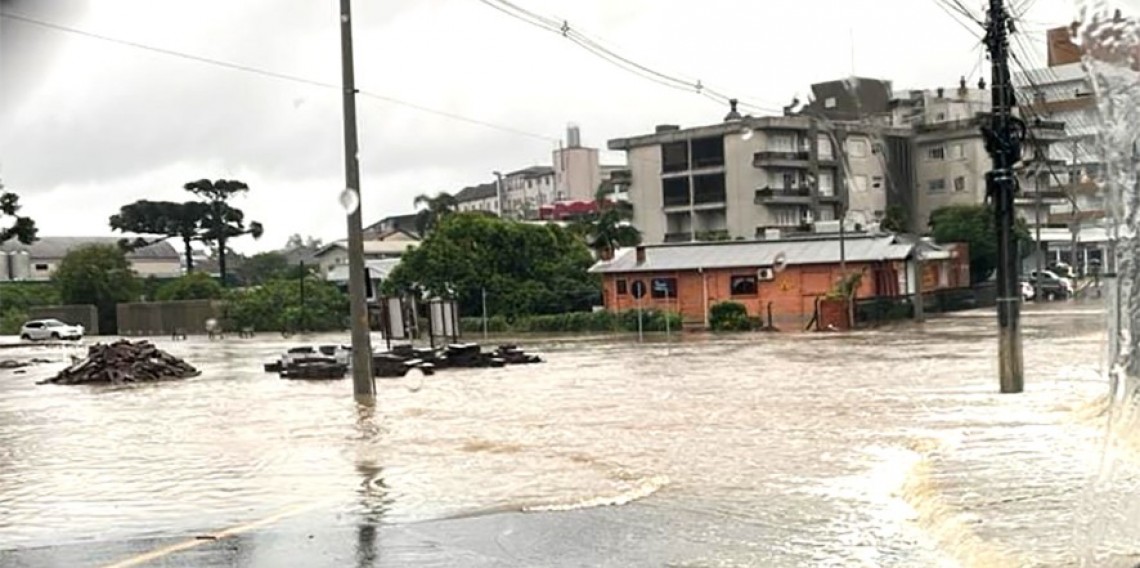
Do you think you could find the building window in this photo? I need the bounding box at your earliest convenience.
[818,171,835,196]
[616,279,628,295]
[927,146,945,160]
[663,177,690,206]
[773,207,800,227]
[951,143,965,159]
[851,175,869,193]
[872,176,883,189]
[817,135,834,160]
[730,275,758,296]
[34,263,48,271]
[818,206,836,221]
[651,277,677,299]
[661,142,689,173]
[953,176,966,192]
[768,133,795,153]
[845,137,869,158]
[824,97,837,108]
[928,179,947,193]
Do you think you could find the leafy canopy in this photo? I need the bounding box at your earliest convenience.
[385,213,600,318]
[929,204,1031,284]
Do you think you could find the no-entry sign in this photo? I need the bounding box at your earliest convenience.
[631,280,646,299]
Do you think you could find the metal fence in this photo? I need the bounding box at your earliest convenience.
[853,285,995,328]
[117,300,225,336]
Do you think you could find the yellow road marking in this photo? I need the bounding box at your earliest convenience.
[101,499,333,568]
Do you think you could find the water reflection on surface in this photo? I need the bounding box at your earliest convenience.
[0,304,1122,566]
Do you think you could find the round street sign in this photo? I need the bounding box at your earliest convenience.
[631,280,647,299]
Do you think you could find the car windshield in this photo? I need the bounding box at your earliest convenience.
[43,321,64,327]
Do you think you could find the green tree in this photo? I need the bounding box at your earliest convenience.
[0,179,38,246]
[285,234,323,250]
[109,200,207,271]
[226,276,347,332]
[880,205,908,233]
[155,272,224,301]
[53,244,141,334]
[386,212,600,318]
[413,192,458,235]
[184,179,264,286]
[929,204,1031,284]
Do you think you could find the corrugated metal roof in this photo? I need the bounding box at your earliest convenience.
[0,236,179,260]
[326,258,401,283]
[588,235,923,274]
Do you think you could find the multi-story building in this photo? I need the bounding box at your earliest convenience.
[453,125,627,220]
[608,110,906,244]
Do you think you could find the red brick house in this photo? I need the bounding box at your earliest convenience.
[588,234,969,330]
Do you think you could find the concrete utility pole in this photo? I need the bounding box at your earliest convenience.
[983,0,1024,393]
[339,0,375,403]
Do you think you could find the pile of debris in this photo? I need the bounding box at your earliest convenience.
[39,340,200,385]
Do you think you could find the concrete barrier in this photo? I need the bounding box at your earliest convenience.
[116,300,225,336]
[28,305,99,335]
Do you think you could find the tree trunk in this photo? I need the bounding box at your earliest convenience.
[218,236,228,287]
[182,236,194,273]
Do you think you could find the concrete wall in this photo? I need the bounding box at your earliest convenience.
[554,147,601,202]
[28,305,99,335]
[913,133,989,227]
[117,300,225,336]
[628,145,665,243]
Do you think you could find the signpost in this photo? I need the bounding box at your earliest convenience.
[631,280,646,342]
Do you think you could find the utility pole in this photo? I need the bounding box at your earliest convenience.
[983,0,1024,393]
[1033,149,1044,301]
[339,0,375,403]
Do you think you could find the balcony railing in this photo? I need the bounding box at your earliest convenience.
[754,150,810,166]
[755,186,812,204]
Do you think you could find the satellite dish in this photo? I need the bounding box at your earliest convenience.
[773,252,788,273]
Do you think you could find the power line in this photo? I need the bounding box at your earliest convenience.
[474,0,785,114]
[0,10,560,143]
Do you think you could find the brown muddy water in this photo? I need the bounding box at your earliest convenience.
[0,304,1129,566]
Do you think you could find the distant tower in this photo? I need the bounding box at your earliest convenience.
[566,123,581,148]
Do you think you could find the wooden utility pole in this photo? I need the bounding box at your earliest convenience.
[339,0,375,403]
[983,0,1024,393]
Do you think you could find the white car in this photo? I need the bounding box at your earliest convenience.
[20,319,84,341]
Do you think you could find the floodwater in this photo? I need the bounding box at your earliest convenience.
[0,303,1128,566]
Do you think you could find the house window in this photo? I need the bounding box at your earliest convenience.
[616,279,628,295]
[954,176,966,192]
[651,277,678,299]
[928,179,947,193]
[818,171,835,196]
[927,146,945,160]
[34,263,48,271]
[730,275,758,296]
[773,207,800,227]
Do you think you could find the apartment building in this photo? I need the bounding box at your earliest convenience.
[500,166,555,219]
[608,112,905,244]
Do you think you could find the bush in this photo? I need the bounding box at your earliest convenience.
[0,282,59,312]
[0,308,27,335]
[709,301,752,332]
[155,272,223,301]
[225,277,348,332]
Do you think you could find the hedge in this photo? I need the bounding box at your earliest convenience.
[459,309,681,334]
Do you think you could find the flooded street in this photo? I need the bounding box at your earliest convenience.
[0,304,1125,567]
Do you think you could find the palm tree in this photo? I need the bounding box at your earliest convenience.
[413,192,458,236]
[579,185,640,259]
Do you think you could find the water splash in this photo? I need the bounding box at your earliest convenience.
[1071,3,1140,564]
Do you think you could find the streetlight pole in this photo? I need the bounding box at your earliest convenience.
[339,0,375,403]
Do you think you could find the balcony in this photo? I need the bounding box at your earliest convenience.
[755,186,812,205]
[753,150,810,168]
[664,232,693,243]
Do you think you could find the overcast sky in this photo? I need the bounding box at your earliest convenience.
[0,0,1077,254]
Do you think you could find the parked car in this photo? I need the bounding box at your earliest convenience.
[20,319,84,341]
[1026,272,1073,301]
